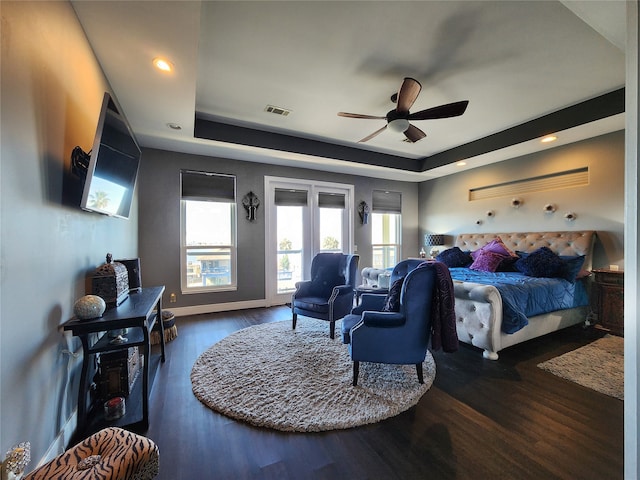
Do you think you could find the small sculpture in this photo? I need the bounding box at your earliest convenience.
[242,191,260,221]
[358,201,370,224]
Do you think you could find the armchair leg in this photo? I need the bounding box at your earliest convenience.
[416,363,424,384]
[292,313,297,330]
[353,361,360,386]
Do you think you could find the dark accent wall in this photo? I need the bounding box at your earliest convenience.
[138,149,419,308]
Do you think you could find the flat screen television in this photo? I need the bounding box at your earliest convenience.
[79,92,141,219]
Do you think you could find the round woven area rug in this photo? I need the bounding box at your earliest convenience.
[191,318,436,432]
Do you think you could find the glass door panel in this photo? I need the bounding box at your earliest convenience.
[276,205,304,294]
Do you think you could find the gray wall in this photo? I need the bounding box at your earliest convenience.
[1,2,138,463]
[419,130,625,269]
[138,148,420,308]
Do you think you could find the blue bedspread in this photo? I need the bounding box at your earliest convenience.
[448,268,589,334]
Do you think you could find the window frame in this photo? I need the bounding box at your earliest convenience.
[180,170,237,294]
[371,190,402,269]
[371,212,402,269]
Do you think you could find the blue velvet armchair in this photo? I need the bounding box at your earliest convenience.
[341,260,436,386]
[292,253,359,339]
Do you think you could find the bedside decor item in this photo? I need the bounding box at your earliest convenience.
[564,211,577,221]
[511,197,523,208]
[242,191,260,221]
[424,233,444,258]
[543,203,557,213]
[91,254,129,307]
[357,201,370,224]
[73,295,107,320]
[2,441,30,480]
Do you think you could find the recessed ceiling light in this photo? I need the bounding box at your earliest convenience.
[541,135,557,143]
[167,123,182,130]
[153,57,173,73]
[457,161,467,166]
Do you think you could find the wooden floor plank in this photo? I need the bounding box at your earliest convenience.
[146,306,623,480]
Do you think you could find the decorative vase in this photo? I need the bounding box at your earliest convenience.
[74,295,106,320]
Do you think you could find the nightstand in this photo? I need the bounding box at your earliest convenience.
[592,269,624,336]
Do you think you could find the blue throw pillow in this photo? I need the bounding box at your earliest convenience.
[515,247,564,278]
[382,277,404,312]
[559,255,586,282]
[436,247,472,267]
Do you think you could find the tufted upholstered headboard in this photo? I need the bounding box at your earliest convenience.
[454,231,596,269]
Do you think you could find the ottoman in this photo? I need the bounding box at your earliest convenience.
[23,427,159,480]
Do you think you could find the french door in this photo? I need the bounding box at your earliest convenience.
[264,177,354,306]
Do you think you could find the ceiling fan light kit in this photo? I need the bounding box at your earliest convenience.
[338,77,469,144]
[387,118,410,133]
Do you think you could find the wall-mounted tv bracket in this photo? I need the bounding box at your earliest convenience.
[71,146,91,179]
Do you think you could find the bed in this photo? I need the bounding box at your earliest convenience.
[445,231,595,359]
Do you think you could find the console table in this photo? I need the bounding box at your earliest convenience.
[63,286,166,438]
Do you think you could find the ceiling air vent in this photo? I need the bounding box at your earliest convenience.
[264,105,291,116]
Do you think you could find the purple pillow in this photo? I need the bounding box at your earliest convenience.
[515,247,564,277]
[436,247,472,267]
[382,277,404,312]
[470,237,515,260]
[470,250,506,272]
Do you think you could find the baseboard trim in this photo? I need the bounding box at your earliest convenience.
[166,299,283,317]
[39,409,77,467]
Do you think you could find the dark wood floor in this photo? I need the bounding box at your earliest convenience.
[146,306,623,480]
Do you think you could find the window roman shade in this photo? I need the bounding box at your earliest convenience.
[274,188,308,206]
[181,170,235,203]
[318,192,345,209]
[372,190,401,213]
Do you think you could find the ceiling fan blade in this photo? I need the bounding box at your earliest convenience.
[359,125,388,143]
[338,112,386,120]
[396,77,422,113]
[408,100,469,120]
[404,124,427,143]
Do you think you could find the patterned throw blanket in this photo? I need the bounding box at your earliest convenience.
[420,261,459,353]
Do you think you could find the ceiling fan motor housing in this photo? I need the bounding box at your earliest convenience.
[386,109,410,132]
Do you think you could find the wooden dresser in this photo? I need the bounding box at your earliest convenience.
[592,269,624,336]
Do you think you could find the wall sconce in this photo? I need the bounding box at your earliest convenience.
[424,233,444,258]
[358,201,370,224]
[242,191,260,222]
[511,197,523,208]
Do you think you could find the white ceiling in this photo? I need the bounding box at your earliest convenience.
[71,1,626,182]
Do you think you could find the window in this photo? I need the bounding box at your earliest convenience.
[181,170,236,293]
[265,177,354,306]
[318,192,346,253]
[371,190,401,269]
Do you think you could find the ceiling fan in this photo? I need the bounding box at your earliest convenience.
[338,77,469,143]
